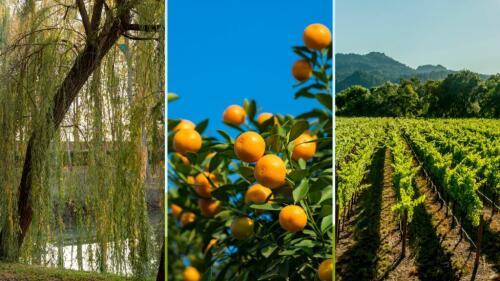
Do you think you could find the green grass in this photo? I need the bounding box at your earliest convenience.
[0,262,155,281]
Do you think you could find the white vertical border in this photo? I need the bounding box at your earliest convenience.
[332,0,336,277]
[164,0,168,278]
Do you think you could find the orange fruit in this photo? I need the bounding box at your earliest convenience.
[171,204,182,218]
[292,59,313,82]
[254,154,287,188]
[223,105,246,126]
[194,172,219,198]
[175,152,190,165]
[205,238,218,254]
[318,259,333,281]
[279,205,307,232]
[174,119,195,132]
[183,266,201,281]
[186,175,195,185]
[257,112,273,124]
[231,217,254,240]
[198,198,221,217]
[173,129,202,155]
[292,132,317,161]
[234,131,266,162]
[244,184,272,204]
[303,23,332,50]
[180,212,196,227]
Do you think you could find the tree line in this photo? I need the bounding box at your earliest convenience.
[336,70,500,118]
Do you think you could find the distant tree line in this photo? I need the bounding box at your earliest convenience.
[336,70,500,118]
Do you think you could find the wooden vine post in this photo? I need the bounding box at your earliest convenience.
[401,209,408,258]
[471,214,484,281]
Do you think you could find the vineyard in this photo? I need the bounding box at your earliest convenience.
[335,118,499,281]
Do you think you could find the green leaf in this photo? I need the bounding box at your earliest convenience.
[261,244,277,258]
[243,99,257,120]
[167,92,179,102]
[217,130,233,143]
[316,93,332,110]
[211,185,245,202]
[289,120,309,142]
[321,215,333,234]
[279,249,298,256]
[250,203,282,211]
[185,152,198,164]
[195,119,209,134]
[224,122,245,132]
[208,153,224,172]
[201,267,213,281]
[293,179,309,203]
[294,239,315,248]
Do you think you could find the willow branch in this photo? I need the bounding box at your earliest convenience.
[76,0,91,36]
[90,0,105,35]
[124,24,162,32]
[122,32,159,41]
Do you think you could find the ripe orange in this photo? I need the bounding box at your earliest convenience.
[244,184,272,204]
[257,112,273,124]
[303,23,332,50]
[292,132,317,161]
[174,119,195,132]
[292,59,313,82]
[194,172,219,198]
[180,212,196,227]
[183,266,201,281]
[318,259,333,281]
[175,152,190,165]
[204,238,218,254]
[198,198,221,217]
[254,154,287,188]
[231,216,254,240]
[223,105,246,126]
[279,205,307,232]
[173,129,202,155]
[234,131,266,162]
[186,175,195,185]
[171,204,182,218]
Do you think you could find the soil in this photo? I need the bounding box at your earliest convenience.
[335,144,500,281]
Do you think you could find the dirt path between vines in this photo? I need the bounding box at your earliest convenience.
[336,148,418,281]
[407,142,499,281]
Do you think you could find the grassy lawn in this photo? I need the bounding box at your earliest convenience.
[0,263,154,281]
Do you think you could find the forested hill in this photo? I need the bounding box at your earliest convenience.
[336,52,488,91]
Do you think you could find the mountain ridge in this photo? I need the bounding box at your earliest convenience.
[335,52,489,91]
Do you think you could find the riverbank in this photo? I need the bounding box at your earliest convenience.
[0,263,154,281]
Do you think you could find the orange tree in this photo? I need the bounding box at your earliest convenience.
[167,24,333,281]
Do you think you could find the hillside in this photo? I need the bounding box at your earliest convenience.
[336,52,459,91]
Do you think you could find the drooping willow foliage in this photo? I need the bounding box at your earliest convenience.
[0,0,164,278]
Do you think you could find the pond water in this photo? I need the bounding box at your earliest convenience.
[40,206,163,276]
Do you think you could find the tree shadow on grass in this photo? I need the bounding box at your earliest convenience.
[336,148,385,281]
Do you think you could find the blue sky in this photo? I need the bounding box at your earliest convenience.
[337,0,500,74]
[168,0,333,137]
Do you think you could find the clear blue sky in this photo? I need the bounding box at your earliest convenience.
[168,0,333,137]
[337,0,500,74]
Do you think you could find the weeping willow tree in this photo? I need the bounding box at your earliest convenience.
[0,0,164,278]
